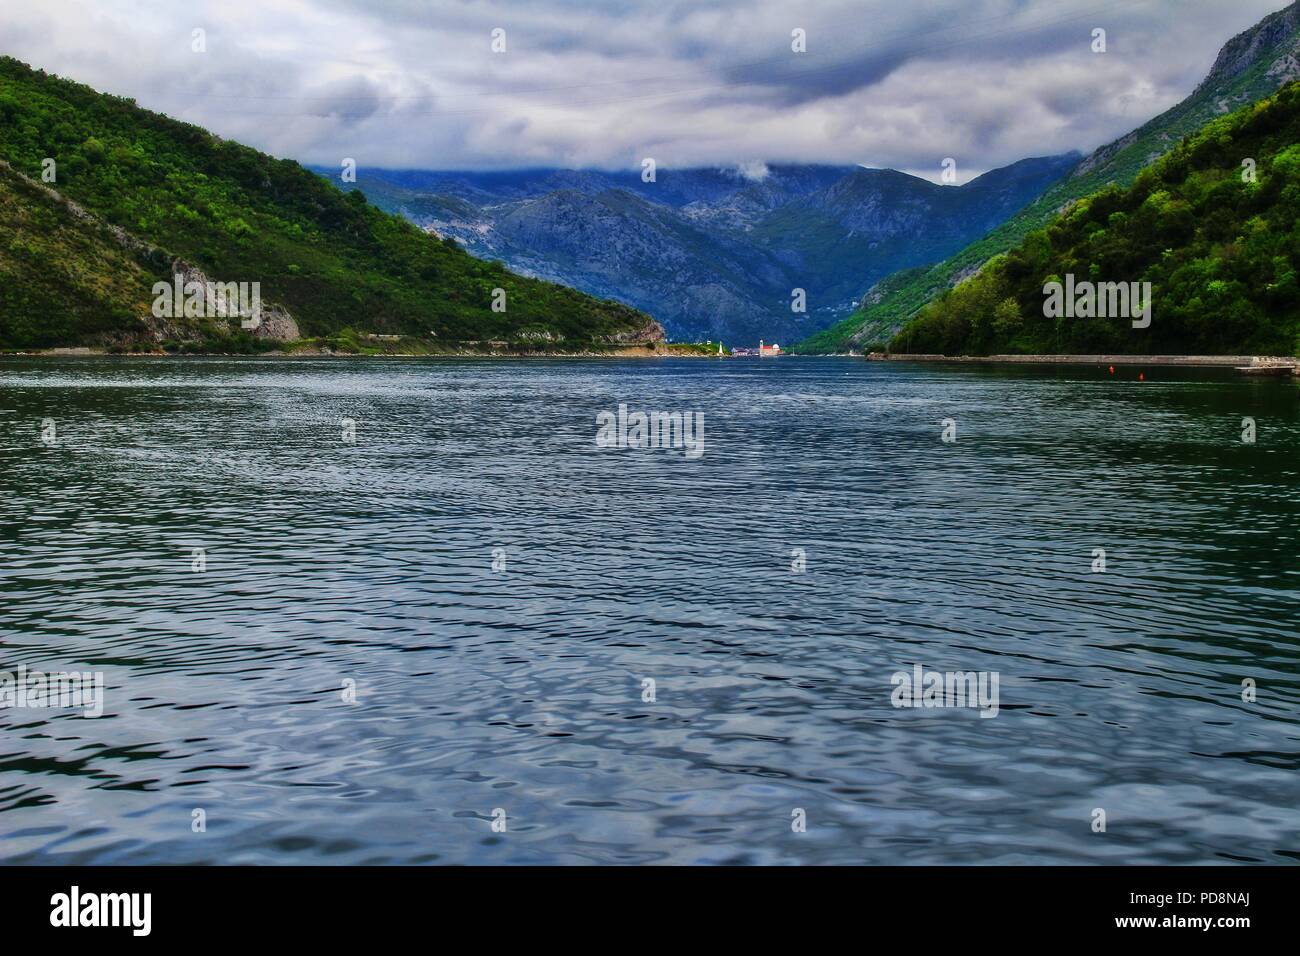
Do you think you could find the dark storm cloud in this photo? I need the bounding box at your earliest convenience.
[299,76,386,120]
[1,0,1293,178]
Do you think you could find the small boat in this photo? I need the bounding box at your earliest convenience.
[1234,365,1293,375]
[1235,358,1299,376]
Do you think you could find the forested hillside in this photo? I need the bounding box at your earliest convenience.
[0,56,658,350]
[797,0,1300,353]
[893,82,1300,356]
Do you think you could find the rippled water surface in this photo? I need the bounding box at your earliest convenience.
[1,356,1298,864]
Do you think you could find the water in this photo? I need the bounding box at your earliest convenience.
[1,355,1297,865]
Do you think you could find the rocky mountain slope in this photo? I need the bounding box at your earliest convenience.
[328,157,1077,344]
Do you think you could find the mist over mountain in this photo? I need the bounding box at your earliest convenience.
[324,157,1079,343]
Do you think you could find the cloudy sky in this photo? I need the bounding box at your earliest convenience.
[2,0,1293,180]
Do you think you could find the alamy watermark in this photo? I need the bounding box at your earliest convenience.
[891,664,999,718]
[1,664,104,717]
[1043,274,1151,329]
[595,404,704,459]
[152,274,263,329]
[50,886,150,936]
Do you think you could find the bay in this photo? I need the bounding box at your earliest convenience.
[1,356,1296,864]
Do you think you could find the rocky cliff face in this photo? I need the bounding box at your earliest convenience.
[153,261,300,343]
[1196,0,1300,93]
[339,158,1076,344]
[1073,3,1300,184]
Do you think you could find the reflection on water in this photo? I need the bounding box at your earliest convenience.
[1,356,1297,864]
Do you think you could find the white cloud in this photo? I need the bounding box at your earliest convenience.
[2,0,1293,177]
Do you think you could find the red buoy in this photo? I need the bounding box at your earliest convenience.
[1139,372,1145,381]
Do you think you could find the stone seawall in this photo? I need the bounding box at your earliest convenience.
[866,353,1273,367]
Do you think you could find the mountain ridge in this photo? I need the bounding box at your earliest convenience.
[334,155,1078,343]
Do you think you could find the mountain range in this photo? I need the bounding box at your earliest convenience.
[324,155,1079,344]
[5,0,1300,358]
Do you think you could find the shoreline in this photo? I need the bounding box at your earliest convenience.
[865,352,1297,368]
[2,345,728,360]
[11,348,1294,369]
